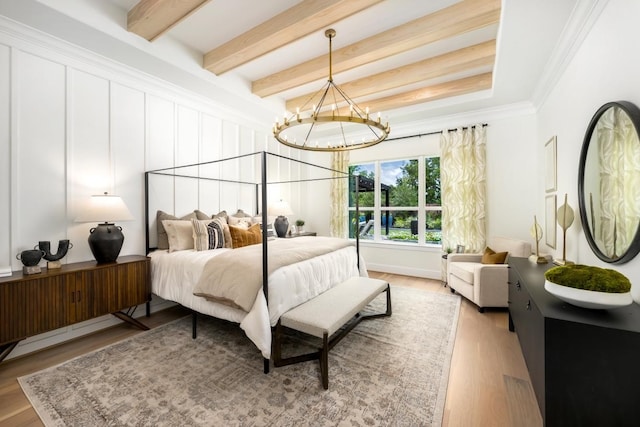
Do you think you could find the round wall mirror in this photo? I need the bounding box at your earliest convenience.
[578,101,640,264]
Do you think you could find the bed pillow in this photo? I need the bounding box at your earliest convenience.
[231,209,252,218]
[162,219,196,252]
[228,216,252,229]
[157,210,196,250]
[481,246,508,264]
[194,209,228,222]
[229,223,262,248]
[192,218,226,251]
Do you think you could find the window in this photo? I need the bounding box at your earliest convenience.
[349,157,441,245]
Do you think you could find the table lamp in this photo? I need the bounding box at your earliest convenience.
[268,200,293,238]
[76,192,134,263]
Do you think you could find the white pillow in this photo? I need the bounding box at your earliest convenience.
[228,216,252,229]
[162,220,195,252]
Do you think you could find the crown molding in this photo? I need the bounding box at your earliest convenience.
[531,0,609,109]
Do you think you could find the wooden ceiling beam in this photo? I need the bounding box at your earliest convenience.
[127,0,211,42]
[203,0,383,75]
[285,40,496,112]
[349,72,494,114]
[253,0,500,98]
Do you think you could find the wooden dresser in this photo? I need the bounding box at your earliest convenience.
[508,257,640,426]
[0,255,150,362]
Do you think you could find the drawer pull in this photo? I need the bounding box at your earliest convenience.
[516,281,521,291]
[526,300,531,311]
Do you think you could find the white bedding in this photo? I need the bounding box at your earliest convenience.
[149,238,366,358]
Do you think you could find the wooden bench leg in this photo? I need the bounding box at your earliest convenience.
[321,332,329,390]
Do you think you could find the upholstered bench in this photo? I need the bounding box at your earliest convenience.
[273,276,392,389]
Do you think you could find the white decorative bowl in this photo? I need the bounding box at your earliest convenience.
[545,280,633,309]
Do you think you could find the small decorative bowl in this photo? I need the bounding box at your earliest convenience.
[545,280,633,309]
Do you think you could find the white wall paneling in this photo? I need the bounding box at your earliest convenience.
[111,82,146,257]
[145,94,175,172]
[13,51,67,269]
[0,44,10,269]
[67,69,110,263]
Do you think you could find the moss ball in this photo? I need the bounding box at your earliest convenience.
[544,264,631,293]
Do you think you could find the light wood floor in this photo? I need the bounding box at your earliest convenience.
[0,272,542,427]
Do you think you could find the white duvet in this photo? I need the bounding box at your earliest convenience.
[149,238,366,358]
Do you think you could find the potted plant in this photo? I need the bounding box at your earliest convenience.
[544,264,632,309]
[295,219,305,233]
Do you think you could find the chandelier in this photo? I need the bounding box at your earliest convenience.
[272,29,390,152]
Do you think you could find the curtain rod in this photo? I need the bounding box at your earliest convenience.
[385,123,488,142]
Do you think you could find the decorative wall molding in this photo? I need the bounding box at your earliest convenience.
[531,0,609,109]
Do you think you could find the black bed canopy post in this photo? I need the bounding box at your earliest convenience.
[144,171,150,255]
[260,151,270,374]
[144,171,151,317]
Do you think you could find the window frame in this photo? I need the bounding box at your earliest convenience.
[349,155,441,247]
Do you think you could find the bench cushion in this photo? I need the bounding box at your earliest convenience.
[281,276,388,338]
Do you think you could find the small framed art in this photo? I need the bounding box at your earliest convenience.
[545,136,557,193]
[545,194,557,249]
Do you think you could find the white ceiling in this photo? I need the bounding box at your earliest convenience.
[30,0,597,131]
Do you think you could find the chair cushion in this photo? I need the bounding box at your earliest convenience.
[481,246,508,264]
[449,262,477,283]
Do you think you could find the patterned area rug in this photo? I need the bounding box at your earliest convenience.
[19,286,460,426]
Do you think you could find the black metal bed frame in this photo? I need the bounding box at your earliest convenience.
[143,151,361,373]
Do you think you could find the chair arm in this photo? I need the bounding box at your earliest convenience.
[447,253,483,263]
[474,264,509,306]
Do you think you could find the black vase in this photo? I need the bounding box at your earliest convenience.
[274,216,289,238]
[88,223,124,263]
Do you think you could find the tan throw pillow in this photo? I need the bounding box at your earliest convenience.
[481,246,508,264]
[162,219,195,252]
[157,210,196,250]
[229,223,262,248]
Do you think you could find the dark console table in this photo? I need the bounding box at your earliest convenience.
[508,257,640,426]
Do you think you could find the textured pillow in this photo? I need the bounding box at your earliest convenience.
[192,218,226,251]
[157,210,196,250]
[229,223,262,248]
[228,216,252,229]
[481,246,508,264]
[162,219,195,252]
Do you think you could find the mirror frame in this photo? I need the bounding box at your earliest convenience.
[578,100,640,264]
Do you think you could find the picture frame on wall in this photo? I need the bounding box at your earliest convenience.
[545,194,557,249]
[545,136,557,192]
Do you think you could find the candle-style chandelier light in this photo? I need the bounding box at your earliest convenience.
[272,29,390,152]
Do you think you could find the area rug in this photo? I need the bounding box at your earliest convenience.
[19,285,460,426]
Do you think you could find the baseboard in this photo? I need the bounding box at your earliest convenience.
[366,263,440,280]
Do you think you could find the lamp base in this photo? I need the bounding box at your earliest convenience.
[274,216,289,238]
[88,223,124,263]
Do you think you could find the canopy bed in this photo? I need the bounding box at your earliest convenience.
[144,151,366,373]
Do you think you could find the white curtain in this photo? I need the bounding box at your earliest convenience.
[596,107,640,258]
[330,151,350,238]
[440,126,487,253]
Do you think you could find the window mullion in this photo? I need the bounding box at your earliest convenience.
[374,161,381,241]
[418,156,425,246]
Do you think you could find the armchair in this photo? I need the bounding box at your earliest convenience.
[447,236,531,312]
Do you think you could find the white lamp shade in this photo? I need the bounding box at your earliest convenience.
[268,200,293,216]
[76,193,134,223]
